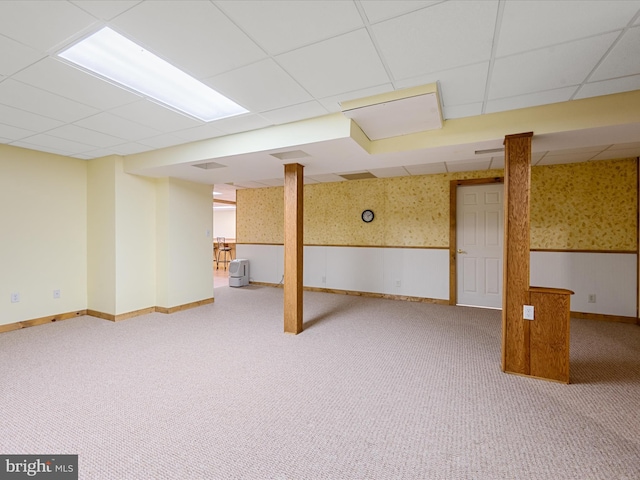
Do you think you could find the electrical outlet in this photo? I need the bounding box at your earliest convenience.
[53,289,61,299]
[395,280,401,287]
[588,294,596,303]
[523,305,534,320]
[321,276,326,283]
[10,292,20,303]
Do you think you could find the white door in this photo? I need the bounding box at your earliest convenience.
[456,183,503,309]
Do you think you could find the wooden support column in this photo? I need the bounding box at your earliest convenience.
[502,132,533,375]
[284,163,304,334]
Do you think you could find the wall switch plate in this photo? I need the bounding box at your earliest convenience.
[53,289,61,299]
[523,305,534,320]
[11,293,20,303]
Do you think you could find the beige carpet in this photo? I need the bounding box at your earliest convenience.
[1,285,639,479]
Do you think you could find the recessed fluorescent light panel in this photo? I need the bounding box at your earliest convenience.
[58,27,248,122]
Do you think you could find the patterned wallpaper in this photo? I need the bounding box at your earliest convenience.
[236,186,283,244]
[530,158,636,251]
[237,158,637,251]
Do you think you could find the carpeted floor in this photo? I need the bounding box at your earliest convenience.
[1,285,639,479]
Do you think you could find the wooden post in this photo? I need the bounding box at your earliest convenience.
[502,132,533,374]
[284,163,304,334]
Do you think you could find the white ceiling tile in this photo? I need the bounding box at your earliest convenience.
[369,166,409,178]
[138,134,188,150]
[0,122,36,141]
[78,147,119,159]
[537,152,598,165]
[212,114,272,135]
[372,1,498,80]
[108,142,154,156]
[46,124,124,149]
[489,33,618,99]
[531,152,546,165]
[319,84,394,113]
[259,178,285,187]
[0,35,45,76]
[575,75,640,100]
[306,173,346,183]
[11,140,73,157]
[442,103,483,120]
[13,133,95,154]
[590,26,640,81]
[172,123,227,143]
[591,148,640,160]
[216,0,363,55]
[608,141,640,150]
[71,1,140,20]
[109,100,202,132]
[277,29,390,98]
[0,1,96,51]
[0,79,98,122]
[395,63,490,107]
[206,59,312,112]
[485,86,577,114]
[74,112,160,141]
[12,57,141,110]
[497,0,639,57]
[111,0,265,78]
[360,1,442,24]
[446,159,492,172]
[546,146,607,156]
[259,101,329,125]
[489,156,504,169]
[0,103,64,131]
[405,163,447,175]
[233,180,272,189]
[303,177,320,185]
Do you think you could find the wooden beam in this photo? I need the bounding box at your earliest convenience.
[502,132,533,375]
[284,163,304,334]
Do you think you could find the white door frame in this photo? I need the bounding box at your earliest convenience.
[449,177,504,306]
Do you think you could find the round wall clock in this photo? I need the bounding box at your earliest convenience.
[361,209,374,223]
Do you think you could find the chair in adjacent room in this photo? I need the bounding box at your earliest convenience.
[216,237,233,270]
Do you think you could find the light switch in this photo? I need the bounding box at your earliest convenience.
[523,305,534,320]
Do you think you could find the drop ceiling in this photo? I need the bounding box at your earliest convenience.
[1,0,640,204]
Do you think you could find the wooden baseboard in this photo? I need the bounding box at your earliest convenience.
[571,311,638,324]
[89,298,215,321]
[1,299,215,335]
[155,298,214,314]
[0,310,87,333]
[249,282,448,305]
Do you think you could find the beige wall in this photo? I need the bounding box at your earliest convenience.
[1,145,87,326]
[237,158,637,252]
[87,156,116,314]
[3,146,214,325]
[156,178,213,309]
[115,157,157,314]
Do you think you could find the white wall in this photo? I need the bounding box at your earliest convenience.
[530,251,636,317]
[213,208,236,239]
[236,244,450,300]
[237,245,637,317]
[1,145,87,325]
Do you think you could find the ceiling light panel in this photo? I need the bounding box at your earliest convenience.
[58,27,248,122]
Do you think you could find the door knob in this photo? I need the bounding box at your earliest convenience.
[457,249,467,254]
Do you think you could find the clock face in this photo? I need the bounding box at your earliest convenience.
[362,209,374,223]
